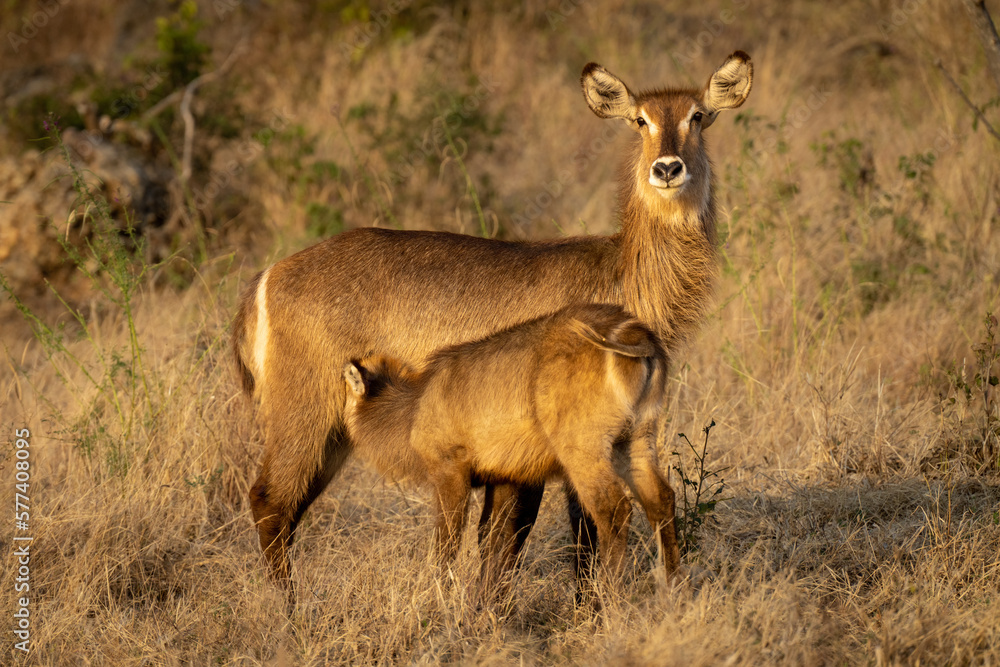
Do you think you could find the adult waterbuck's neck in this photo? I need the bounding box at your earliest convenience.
[582,52,753,350]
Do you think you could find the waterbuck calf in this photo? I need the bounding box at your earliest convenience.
[342,303,677,586]
[232,52,752,597]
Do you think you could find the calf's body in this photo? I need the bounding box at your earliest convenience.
[343,303,680,582]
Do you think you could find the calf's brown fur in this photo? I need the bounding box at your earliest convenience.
[232,52,752,596]
[342,303,679,584]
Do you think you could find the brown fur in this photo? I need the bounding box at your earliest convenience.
[342,304,678,583]
[232,52,752,596]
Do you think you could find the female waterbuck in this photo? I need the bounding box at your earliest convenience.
[232,52,752,595]
[341,303,675,586]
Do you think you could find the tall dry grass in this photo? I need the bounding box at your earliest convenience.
[2,0,1000,664]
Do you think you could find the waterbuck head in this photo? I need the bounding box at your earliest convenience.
[582,52,752,221]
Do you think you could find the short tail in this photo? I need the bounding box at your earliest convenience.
[569,317,657,358]
[232,271,263,397]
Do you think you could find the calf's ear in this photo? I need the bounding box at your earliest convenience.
[343,361,367,398]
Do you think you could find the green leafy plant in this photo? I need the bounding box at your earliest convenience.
[5,93,86,146]
[671,420,728,556]
[0,119,168,480]
[305,202,345,238]
[811,133,874,198]
[154,0,209,89]
[898,150,936,209]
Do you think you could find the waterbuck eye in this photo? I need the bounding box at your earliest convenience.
[635,116,646,127]
[692,111,704,123]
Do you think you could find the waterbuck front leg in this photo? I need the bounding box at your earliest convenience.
[477,482,544,602]
[250,410,352,606]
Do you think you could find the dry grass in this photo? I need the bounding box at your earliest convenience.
[2,0,1000,664]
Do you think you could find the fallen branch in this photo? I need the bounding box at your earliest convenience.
[179,39,246,183]
[139,38,246,181]
[142,89,184,122]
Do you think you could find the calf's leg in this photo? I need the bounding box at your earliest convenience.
[477,483,544,601]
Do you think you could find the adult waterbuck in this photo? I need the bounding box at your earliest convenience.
[232,52,752,598]
[341,303,674,590]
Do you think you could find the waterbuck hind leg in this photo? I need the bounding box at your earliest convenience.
[626,463,681,576]
[250,422,353,602]
[615,427,681,577]
[249,473,294,582]
[477,483,544,603]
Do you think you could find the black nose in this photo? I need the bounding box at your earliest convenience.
[652,159,684,183]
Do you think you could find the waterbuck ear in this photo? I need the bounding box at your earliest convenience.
[581,63,637,121]
[343,361,367,398]
[701,51,753,128]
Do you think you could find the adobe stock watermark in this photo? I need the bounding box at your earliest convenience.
[510,120,629,231]
[671,0,752,68]
[191,107,294,208]
[214,0,244,19]
[108,66,166,121]
[7,0,71,54]
[546,0,585,30]
[11,428,33,655]
[746,84,834,171]
[878,0,931,38]
[64,65,166,163]
[338,0,414,59]
[859,127,957,223]
[374,73,500,185]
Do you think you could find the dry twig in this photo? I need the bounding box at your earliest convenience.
[179,39,246,183]
[934,59,1000,143]
[138,38,247,182]
[960,0,1000,95]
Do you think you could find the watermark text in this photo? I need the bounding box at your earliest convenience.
[12,428,32,655]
